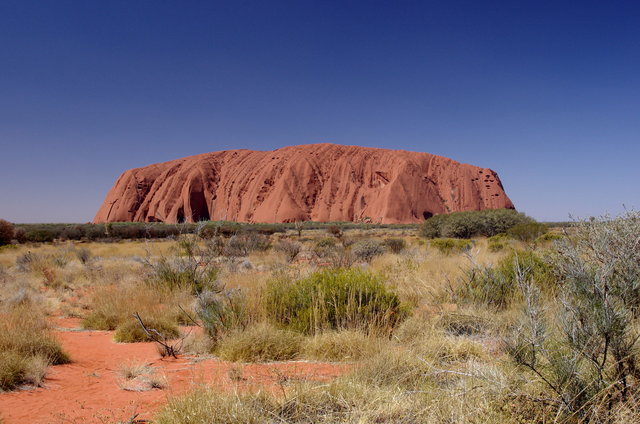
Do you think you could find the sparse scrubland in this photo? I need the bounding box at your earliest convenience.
[0,211,638,423]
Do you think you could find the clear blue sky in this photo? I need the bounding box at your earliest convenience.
[1,0,638,223]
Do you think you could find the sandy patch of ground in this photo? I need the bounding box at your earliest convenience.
[0,318,347,424]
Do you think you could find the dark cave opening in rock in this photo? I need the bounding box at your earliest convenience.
[176,207,185,223]
[422,211,433,219]
[189,190,210,222]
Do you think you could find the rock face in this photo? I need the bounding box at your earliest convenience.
[94,143,514,224]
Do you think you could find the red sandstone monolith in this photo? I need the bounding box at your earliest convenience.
[94,143,514,224]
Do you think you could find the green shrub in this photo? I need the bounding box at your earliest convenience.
[383,238,406,253]
[0,220,15,246]
[430,238,473,255]
[420,209,533,239]
[150,257,219,293]
[507,222,548,241]
[351,239,385,262]
[487,234,509,252]
[536,232,563,243]
[146,235,220,294]
[223,234,271,257]
[508,212,640,419]
[311,238,355,267]
[195,289,250,344]
[315,237,336,249]
[217,324,302,362]
[457,250,554,309]
[113,317,180,343]
[264,268,408,335]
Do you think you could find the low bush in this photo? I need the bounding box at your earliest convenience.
[74,247,91,265]
[509,212,640,419]
[274,239,302,262]
[223,234,271,257]
[535,232,562,243]
[145,235,220,294]
[312,242,355,268]
[195,288,250,344]
[351,239,385,262]
[113,316,180,343]
[430,238,473,255]
[420,209,533,239]
[0,219,15,246]
[327,225,343,239]
[216,324,302,362]
[264,268,408,335]
[456,250,555,309]
[487,233,509,252]
[507,222,548,241]
[383,238,406,253]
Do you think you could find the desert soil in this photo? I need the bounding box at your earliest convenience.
[0,317,346,424]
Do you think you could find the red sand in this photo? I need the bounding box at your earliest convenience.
[0,318,347,423]
[94,143,514,224]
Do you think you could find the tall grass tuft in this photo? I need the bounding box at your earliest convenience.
[264,268,408,335]
[0,306,69,390]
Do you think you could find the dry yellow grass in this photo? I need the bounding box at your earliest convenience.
[3,226,635,423]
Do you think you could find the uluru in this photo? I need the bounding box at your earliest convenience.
[93,143,514,224]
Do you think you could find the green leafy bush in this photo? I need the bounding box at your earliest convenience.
[430,238,473,255]
[507,222,548,241]
[420,209,533,239]
[264,268,408,335]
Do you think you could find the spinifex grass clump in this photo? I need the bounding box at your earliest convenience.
[113,317,180,343]
[0,306,70,390]
[264,268,408,335]
[456,249,554,309]
[216,324,303,362]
